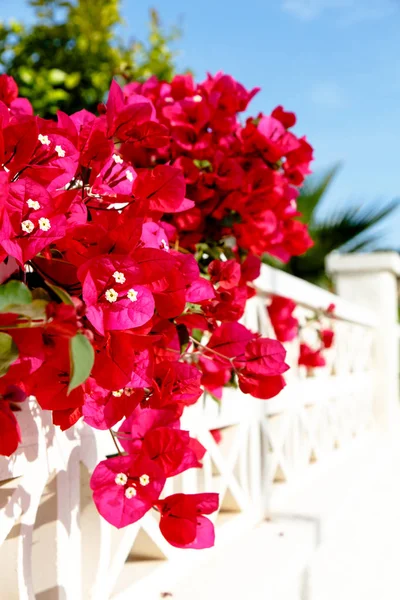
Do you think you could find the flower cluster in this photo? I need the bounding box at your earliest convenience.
[122,72,314,261]
[0,72,312,547]
[267,295,335,371]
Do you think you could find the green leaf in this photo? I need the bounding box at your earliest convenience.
[0,281,32,312]
[5,300,48,320]
[0,332,19,377]
[193,159,212,171]
[48,68,66,85]
[47,283,74,305]
[68,333,94,394]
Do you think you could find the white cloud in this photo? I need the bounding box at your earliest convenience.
[310,81,346,108]
[282,0,397,22]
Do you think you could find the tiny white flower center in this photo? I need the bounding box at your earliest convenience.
[38,217,51,232]
[160,239,169,252]
[21,219,35,234]
[112,271,126,284]
[112,389,124,397]
[38,134,50,146]
[27,198,41,210]
[126,170,134,182]
[125,486,137,499]
[115,473,128,486]
[139,474,150,486]
[127,289,138,303]
[164,96,173,103]
[124,387,134,396]
[105,288,118,303]
[55,145,66,158]
[192,94,202,103]
[112,153,123,164]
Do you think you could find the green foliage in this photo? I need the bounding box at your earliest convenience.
[68,332,94,393]
[268,165,400,288]
[0,1,180,117]
[0,280,32,311]
[0,332,19,377]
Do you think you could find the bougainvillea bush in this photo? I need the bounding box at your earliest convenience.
[267,296,335,371]
[0,72,313,548]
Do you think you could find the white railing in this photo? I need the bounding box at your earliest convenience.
[1,255,396,600]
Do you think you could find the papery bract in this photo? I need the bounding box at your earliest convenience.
[157,493,219,548]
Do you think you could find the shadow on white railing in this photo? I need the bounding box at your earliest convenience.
[0,263,379,600]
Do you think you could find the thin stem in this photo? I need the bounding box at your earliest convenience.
[188,336,236,366]
[109,429,123,456]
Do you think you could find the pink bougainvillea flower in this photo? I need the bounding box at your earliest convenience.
[78,255,155,334]
[118,406,180,453]
[156,493,219,549]
[90,453,166,528]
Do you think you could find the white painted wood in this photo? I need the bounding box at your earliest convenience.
[0,259,386,599]
[327,252,400,433]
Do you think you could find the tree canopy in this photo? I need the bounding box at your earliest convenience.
[0,0,180,117]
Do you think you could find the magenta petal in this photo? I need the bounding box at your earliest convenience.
[103,286,155,330]
[184,516,215,549]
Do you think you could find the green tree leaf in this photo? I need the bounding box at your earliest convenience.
[0,2,181,117]
[0,281,32,312]
[0,333,19,377]
[68,333,94,394]
[46,282,74,305]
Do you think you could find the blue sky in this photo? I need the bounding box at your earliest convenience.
[2,0,400,244]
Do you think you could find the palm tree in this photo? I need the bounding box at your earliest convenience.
[267,164,399,289]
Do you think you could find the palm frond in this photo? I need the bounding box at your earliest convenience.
[288,198,400,286]
[296,163,342,225]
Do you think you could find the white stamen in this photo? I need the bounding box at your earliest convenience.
[38,134,50,146]
[160,239,169,252]
[105,288,118,303]
[124,387,134,396]
[55,145,65,158]
[112,271,126,284]
[115,473,128,486]
[21,220,35,234]
[127,289,138,302]
[192,94,202,103]
[125,486,137,499]
[112,153,123,164]
[139,474,150,486]
[27,199,41,210]
[164,96,173,103]
[38,217,51,232]
[126,170,134,182]
[112,389,124,397]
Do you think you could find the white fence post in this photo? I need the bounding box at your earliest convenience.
[326,252,400,433]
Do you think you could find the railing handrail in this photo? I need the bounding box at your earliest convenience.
[255,264,378,328]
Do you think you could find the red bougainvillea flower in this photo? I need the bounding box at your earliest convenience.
[0,382,25,456]
[321,328,334,349]
[90,453,166,528]
[156,493,219,548]
[0,72,314,543]
[142,427,206,477]
[0,400,21,456]
[298,343,326,369]
[267,295,299,342]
